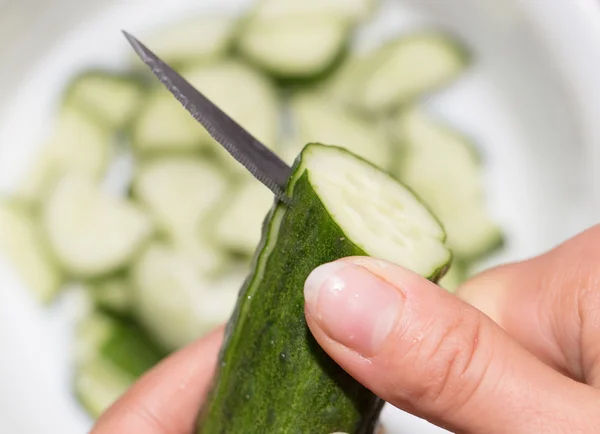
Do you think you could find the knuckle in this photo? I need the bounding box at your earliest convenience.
[399,307,492,414]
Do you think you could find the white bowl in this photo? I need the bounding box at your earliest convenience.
[1,1,599,433]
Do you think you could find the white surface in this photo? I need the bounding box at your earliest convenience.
[1,0,600,433]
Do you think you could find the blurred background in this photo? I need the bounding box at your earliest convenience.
[1,0,600,433]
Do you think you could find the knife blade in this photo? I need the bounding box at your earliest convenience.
[122,31,292,202]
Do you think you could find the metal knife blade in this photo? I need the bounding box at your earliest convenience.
[122,31,292,201]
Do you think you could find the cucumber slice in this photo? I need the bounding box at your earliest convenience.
[251,0,376,22]
[18,107,113,202]
[290,93,393,170]
[87,277,132,316]
[211,180,275,256]
[65,71,145,129]
[131,88,208,154]
[141,15,236,67]
[132,157,229,274]
[132,60,279,165]
[0,201,63,303]
[42,174,154,278]
[74,311,164,418]
[438,261,467,293]
[395,108,503,260]
[238,15,350,80]
[199,144,450,433]
[353,33,469,113]
[131,243,243,352]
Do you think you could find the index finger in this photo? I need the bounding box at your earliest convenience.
[91,326,224,434]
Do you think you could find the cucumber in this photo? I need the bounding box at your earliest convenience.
[132,60,280,166]
[289,93,393,170]
[438,261,467,293]
[131,243,244,352]
[0,200,63,303]
[350,33,469,113]
[18,107,113,202]
[65,71,146,129]
[198,144,451,433]
[139,15,236,67]
[132,157,229,275]
[42,173,154,278]
[74,311,165,418]
[394,108,503,260]
[210,179,275,256]
[87,277,133,316]
[250,0,377,23]
[237,15,351,80]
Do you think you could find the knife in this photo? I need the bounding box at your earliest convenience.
[122,31,292,203]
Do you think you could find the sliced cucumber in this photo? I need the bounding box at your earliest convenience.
[65,71,146,129]
[395,108,503,260]
[131,88,208,154]
[211,179,275,256]
[438,261,467,293]
[132,60,280,166]
[352,33,469,113]
[87,277,133,316]
[0,201,63,303]
[141,15,236,67]
[42,173,154,278]
[289,93,393,170]
[199,144,450,433]
[250,0,376,22]
[132,157,229,274]
[237,15,350,80]
[74,311,165,418]
[131,243,243,352]
[18,107,113,202]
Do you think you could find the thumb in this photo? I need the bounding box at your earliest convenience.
[303,257,598,434]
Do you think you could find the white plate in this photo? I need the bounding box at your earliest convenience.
[1,1,600,433]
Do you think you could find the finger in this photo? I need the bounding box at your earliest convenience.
[304,257,600,434]
[457,224,600,384]
[92,326,224,434]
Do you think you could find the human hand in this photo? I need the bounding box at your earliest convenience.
[92,226,600,434]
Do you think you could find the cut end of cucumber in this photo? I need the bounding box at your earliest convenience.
[297,144,451,278]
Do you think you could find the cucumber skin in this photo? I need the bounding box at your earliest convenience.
[198,146,447,433]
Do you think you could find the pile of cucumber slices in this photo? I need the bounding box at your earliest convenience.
[0,0,503,420]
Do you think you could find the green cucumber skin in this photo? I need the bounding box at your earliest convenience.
[198,169,383,433]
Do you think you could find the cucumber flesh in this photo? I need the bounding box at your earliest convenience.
[290,93,393,171]
[132,60,280,165]
[141,16,236,66]
[18,107,113,202]
[182,60,280,172]
[0,201,63,303]
[395,108,503,260]
[211,180,275,256]
[132,157,229,274]
[355,33,468,113]
[131,243,242,352]
[251,0,376,22]
[74,311,165,418]
[66,72,145,129]
[131,89,208,154]
[199,144,450,433]
[87,277,133,316]
[43,174,154,278]
[438,261,467,293]
[238,15,350,79]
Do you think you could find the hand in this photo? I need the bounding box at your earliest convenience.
[92,226,600,434]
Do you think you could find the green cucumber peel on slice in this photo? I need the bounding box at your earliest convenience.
[198,143,451,433]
